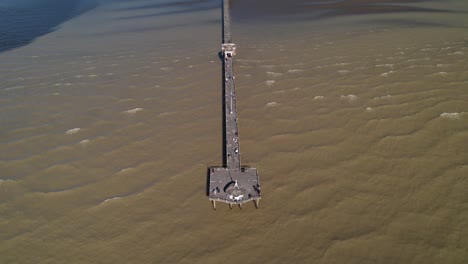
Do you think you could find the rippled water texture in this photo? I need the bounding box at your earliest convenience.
[1,0,467,263]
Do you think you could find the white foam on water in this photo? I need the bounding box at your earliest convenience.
[365,107,373,112]
[340,94,358,102]
[287,69,304,73]
[266,72,283,77]
[160,67,173,72]
[440,112,463,120]
[407,58,429,62]
[66,128,81,135]
[338,70,350,74]
[376,64,394,68]
[313,96,324,100]
[433,72,449,77]
[123,108,143,114]
[4,86,25,91]
[79,139,90,146]
[119,168,133,173]
[158,111,176,117]
[102,197,123,203]
[265,80,276,86]
[273,89,286,94]
[266,102,279,108]
[449,51,464,56]
[374,95,392,100]
[380,71,394,77]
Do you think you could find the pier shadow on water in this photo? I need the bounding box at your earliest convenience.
[205,51,228,197]
[0,0,97,53]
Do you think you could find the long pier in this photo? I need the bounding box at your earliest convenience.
[208,0,261,209]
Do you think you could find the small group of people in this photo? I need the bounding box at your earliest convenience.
[253,184,261,195]
[212,186,220,195]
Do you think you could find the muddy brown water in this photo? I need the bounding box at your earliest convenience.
[1,0,467,263]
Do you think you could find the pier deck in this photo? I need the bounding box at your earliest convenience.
[208,0,261,209]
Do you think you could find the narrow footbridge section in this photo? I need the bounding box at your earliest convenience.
[208,0,261,209]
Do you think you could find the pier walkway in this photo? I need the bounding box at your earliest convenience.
[208,0,261,209]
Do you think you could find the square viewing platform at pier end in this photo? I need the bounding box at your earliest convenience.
[208,167,260,209]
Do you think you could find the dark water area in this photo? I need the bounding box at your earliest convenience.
[231,0,461,23]
[0,0,97,53]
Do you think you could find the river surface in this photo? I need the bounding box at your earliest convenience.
[1,0,467,263]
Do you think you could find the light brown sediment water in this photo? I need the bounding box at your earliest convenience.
[1,0,468,263]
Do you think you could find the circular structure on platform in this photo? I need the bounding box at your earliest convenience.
[226,186,247,196]
[224,181,247,197]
